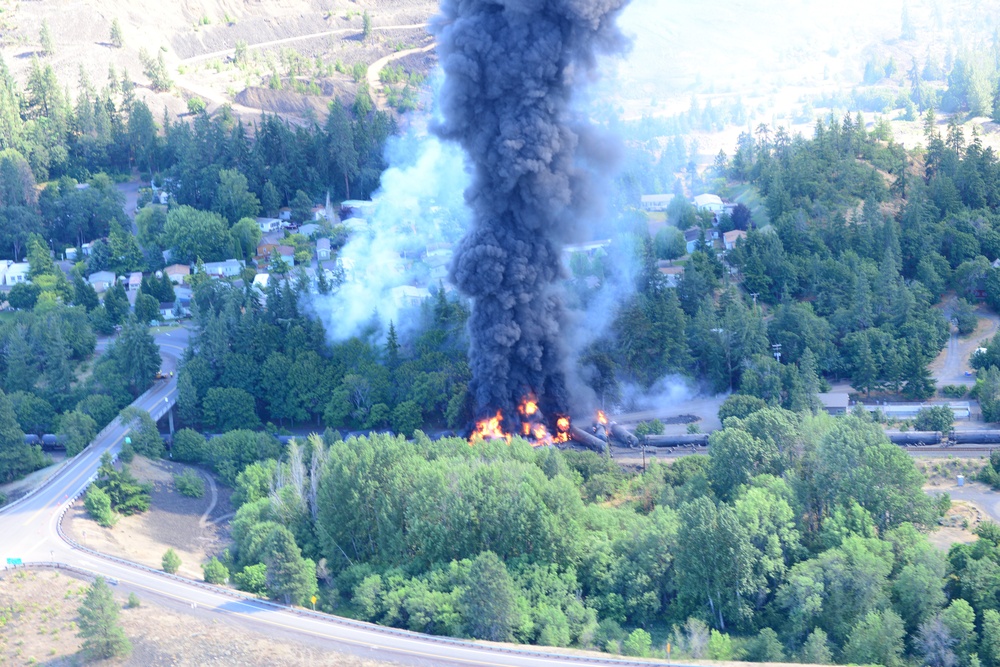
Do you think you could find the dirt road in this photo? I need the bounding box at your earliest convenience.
[367,43,437,110]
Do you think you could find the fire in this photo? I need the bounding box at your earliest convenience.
[471,410,511,444]
[469,397,574,446]
[519,396,539,417]
[597,410,608,425]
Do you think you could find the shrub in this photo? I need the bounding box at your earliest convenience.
[173,469,205,498]
[941,384,969,399]
[171,429,208,464]
[202,557,229,584]
[718,394,767,422]
[125,593,140,608]
[118,441,135,463]
[915,405,955,432]
[234,563,268,596]
[162,548,181,574]
[84,486,116,528]
[623,628,652,657]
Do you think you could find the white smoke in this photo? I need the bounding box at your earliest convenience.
[309,99,471,342]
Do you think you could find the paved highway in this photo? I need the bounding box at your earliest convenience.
[0,327,671,667]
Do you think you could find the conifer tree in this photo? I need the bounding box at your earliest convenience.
[78,577,131,658]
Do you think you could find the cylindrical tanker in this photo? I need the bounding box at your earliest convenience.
[645,434,711,447]
[952,430,1000,444]
[570,426,609,454]
[609,424,639,448]
[886,431,942,445]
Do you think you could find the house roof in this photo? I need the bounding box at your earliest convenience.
[159,302,175,310]
[818,392,850,410]
[257,244,294,256]
[316,238,331,250]
[128,272,142,283]
[88,270,115,283]
[683,228,702,242]
[658,266,685,276]
[693,193,723,207]
[723,230,747,243]
[165,264,190,275]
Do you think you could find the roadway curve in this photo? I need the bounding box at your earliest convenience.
[1,330,671,666]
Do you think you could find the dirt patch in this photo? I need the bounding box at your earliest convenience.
[918,457,986,485]
[0,451,66,505]
[0,568,399,666]
[926,500,981,551]
[63,457,233,581]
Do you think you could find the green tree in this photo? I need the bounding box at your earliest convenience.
[707,427,779,500]
[362,11,373,41]
[162,548,181,573]
[59,409,98,457]
[622,628,652,657]
[390,400,421,438]
[941,599,977,664]
[77,577,131,658]
[916,405,955,432]
[842,609,906,667]
[982,609,1000,667]
[202,387,260,432]
[235,563,268,596]
[7,282,39,310]
[84,485,116,527]
[114,318,161,395]
[230,217,262,261]
[799,628,832,664]
[107,220,144,273]
[202,556,229,584]
[213,169,261,224]
[110,18,124,48]
[0,388,44,483]
[654,226,686,261]
[162,206,232,263]
[39,20,53,56]
[171,428,208,463]
[325,101,358,200]
[73,274,100,311]
[263,525,318,605]
[103,283,129,325]
[134,292,159,324]
[462,551,519,642]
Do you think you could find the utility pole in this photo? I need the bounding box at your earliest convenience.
[750,292,759,309]
[772,342,782,364]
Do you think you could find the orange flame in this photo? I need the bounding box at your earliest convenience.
[597,410,608,425]
[556,417,570,432]
[519,396,539,417]
[471,410,511,444]
[533,424,549,440]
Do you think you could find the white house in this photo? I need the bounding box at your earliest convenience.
[252,273,271,291]
[4,262,30,285]
[693,194,725,215]
[87,270,116,292]
[128,272,142,291]
[316,237,331,261]
[256,217,282,233]
[64,247,78,261]
[641,194,674,212]
[203,259,244,278]
[164,264,190,284]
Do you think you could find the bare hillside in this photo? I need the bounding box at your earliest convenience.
[0,0,437,122]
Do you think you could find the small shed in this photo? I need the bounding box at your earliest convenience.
[316,237,331,261]
[818,392,850,416]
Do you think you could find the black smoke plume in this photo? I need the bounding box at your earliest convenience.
[433,0,630,427]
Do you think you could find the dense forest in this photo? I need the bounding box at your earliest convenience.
[0,54,393,263]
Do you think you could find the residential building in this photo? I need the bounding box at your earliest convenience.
[203,259,245,278]
[341,200,375,219]
[693,193,725,214]
[164,264,190,284]
[723,230,747,250]
[278,207,292,221]
[87,270,116,292]
[64,247,78,261]
[256,244,296,268]
[128,272,142,291]
[252,273,270,291]
[317,238,331,261]
[683,228,702,254]
[298,223,320,238]
[159,303,176,320]
[641,194,674,212]
[817,392,849,416]
[256,217,282,233]
[4,262,30,285]
[657,265,685,287]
